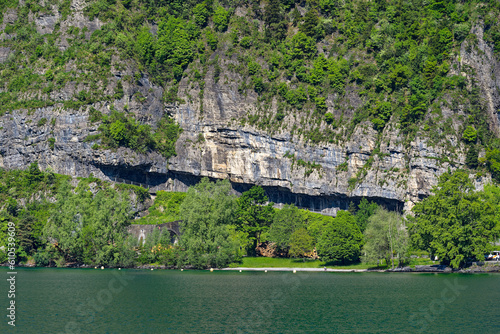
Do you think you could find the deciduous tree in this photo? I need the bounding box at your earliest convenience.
[236,186,274,255]
[354,198,378,233]
[179,178,240,268]
[268,204,305,251]
[44,181,133,266]
[316,211,363,264]
[362,208,408,268]
[289,227,314,260]
[408,170,500,268]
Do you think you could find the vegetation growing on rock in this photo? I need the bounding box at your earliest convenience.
[1,1,500,269]
[1,0,500,172]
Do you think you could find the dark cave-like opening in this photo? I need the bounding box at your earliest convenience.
[97,165,404,214]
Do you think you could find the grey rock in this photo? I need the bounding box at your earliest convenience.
[388,266,412,272]
[35,14,60,35]
[0,12,498,215]
[0,47,12,63]
[414,265,449,272]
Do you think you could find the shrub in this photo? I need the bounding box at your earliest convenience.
[213,6,229,32]
[88,107,102,123]
[154,114,183,159]
[289,32,317,59]
[37,118,48,127]
[324,112,334,124]
[193,3,209,27]
[486,149,500,182]
[248,61,261,76]
[48,137,55,150]
[96,109,155,153]
[114,80,124,99]
[240,37,252,48]
[454,23,470,42]
[465,145,478,168]
[328,63,345,93]
[206,29,218,50]
[300,10,319,37]
[253,77,265,94]
[462,126,477,143]
[315,97,327,113]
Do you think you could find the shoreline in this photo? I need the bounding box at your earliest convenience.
[223,267,373,272]
[223,264,500,273]
[3,263,500,273]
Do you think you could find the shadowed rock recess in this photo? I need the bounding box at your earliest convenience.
[1,2,499,215]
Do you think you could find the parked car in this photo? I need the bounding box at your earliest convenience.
[485,251,500,261]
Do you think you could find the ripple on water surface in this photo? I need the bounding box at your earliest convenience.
[1,268,499,333]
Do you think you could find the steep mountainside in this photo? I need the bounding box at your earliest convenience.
[1,0,500,213]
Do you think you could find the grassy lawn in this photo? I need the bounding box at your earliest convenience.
[407,257,436,267]
[230,257,388,270]
[229,257,437,270]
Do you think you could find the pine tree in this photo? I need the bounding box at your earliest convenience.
[300,9,319,38]
[264,0,288,40]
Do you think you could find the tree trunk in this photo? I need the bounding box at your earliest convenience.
[251,238,258,256]
[388,223,394,269]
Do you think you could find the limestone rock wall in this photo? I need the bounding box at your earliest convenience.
[0,6,499,214]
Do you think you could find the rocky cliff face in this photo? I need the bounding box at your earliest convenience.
[0,3,499,214]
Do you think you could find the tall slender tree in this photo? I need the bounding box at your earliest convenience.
[236,186,275,255]
[264,0,288,41]
[362,208,408,268]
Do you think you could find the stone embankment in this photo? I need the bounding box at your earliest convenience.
[388,263,500,273]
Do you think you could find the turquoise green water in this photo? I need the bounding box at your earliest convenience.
[0,268,499,333]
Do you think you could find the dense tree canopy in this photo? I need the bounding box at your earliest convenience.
[316,211,364,264]
[44,180,133,266]
[268,204,305,251]
[2,163,500,270]
[362,208,408,268]
[408,170,500,268]
[236,186,275,255]
[179,178,241,268]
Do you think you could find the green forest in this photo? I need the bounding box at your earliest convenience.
[1,163,499,269]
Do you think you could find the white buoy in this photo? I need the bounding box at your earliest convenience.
[151,268,153,271]
[118,268,121,270]
[210,268,214,272]
[94,266,97,269]
[293,269,296,274]
[265,270,267,273]
[101,266,104,270]
[181,269,184,271]
[239,270,242,273]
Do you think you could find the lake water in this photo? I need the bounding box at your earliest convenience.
[0,268,499,333]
